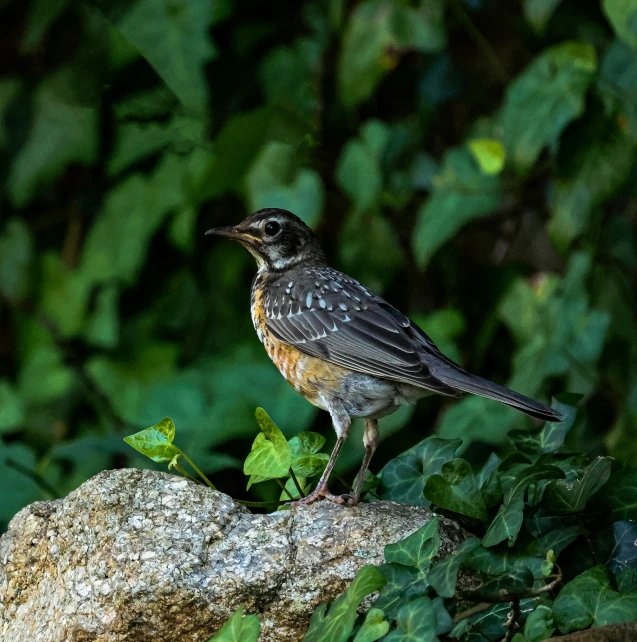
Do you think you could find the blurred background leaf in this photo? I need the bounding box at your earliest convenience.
[1,0,636,529]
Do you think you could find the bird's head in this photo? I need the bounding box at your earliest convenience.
[206,208,326,271]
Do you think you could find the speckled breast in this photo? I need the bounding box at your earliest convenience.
[250,274,350,410]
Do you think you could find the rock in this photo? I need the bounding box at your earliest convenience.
[0,468,467,642]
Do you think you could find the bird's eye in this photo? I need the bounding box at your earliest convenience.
[264,221,281,237]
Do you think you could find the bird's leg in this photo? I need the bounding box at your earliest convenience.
[291,400,350,506]
[348,418,379,506]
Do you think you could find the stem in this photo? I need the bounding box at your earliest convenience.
[503,600,521,642]
[5,458,62,499]
[453,602,492,624]
[178,450,217,490]
[173,463,199,483]
[289,468,306,498]
[275,478,295,501]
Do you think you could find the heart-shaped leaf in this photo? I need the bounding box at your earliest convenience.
[244,408,292,487]
[423,458,488,521]
[383,596,438,642]
[384,517,440,569]
[289,431,329,477]
[124,417,179,462]
[544,456,612,512]
[482,464,565,547]
[428,538,480,598]
[352,608,389,642]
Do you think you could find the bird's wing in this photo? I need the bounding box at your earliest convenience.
[263,268,460,396]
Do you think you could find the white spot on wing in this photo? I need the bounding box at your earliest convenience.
[339,303,348,311]
[306,293,313,308]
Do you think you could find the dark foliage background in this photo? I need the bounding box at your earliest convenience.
[1,0,636,529]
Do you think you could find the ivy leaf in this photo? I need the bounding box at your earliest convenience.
[544,456,613,513]
[289,431,328,477]
[380,436,462,506]
[376,563,429,621]
[123,417,180,463]
[512,604,555,642]
[467,139,505,175]
[338,0,444,108]
[553,565,637,633]
[352,608,390,642]
[609,521,637,583]
[207,607,260,642]
[428,538,480,598]
[244,408,292,487]
[464,567,535,602]
[604,467,637,521]
[423,459,488,521]
[603,0,637,49]
[384,517,440,569]
[117,0,228,115]
[482,465,565,547]
[0,380,24,434]
[412,148,501,267]
[303,565,386,642]
[502,41,597,173]
[508,395,580,456]
[383,597,439,642]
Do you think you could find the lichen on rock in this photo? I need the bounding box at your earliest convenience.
[0,468,467,641]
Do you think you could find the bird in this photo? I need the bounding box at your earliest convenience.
[206,208,562,506]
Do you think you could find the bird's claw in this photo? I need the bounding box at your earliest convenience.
[289,485,359,507]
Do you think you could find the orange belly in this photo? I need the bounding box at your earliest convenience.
[251,287,350,410]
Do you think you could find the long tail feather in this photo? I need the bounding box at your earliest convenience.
[434,368,562,422]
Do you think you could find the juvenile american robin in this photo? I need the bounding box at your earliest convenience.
[206,208,562,505]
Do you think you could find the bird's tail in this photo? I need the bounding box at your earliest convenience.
[434,367,562,423]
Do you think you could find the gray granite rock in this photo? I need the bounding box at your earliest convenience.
[0,468,467,642]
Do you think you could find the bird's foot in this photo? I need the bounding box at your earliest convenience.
[289,483,359,507]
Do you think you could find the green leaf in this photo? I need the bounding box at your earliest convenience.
[544,456,613,513]
[553,565,637,633]
[123,417,180,463]
[428,538,480,598]
[603,0,637,49]
[303,565,386,642]
[0,380,25,434]
[516,605,555,642]
[244,408,292,486]
[609,521,637,580]
[117,0,228,115]
[385,517,440,569]
[423,459,488,521]
[0,218,33,301]
[523,0,563,33]
[380,436,462,506]
[289,431,328,477]
[384,597,439,642]
[352,608,390,642]
[412,148,501,267]
[508,395,579,456]
[482,465,565,547]
[8,68,98,207]
[464,567,535,602]
[337,0,444,108]
[548,112,634,250]
[375,563,429,621]
[207,607,260,642]
[246,141,324,228]
[0,77,21,147]
[467,139,505,175]
[502,41,597,173]
[604,467,637,521]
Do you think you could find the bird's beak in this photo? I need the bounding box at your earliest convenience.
[205,226,262,244]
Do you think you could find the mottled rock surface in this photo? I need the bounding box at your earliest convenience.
[0,468,467,642]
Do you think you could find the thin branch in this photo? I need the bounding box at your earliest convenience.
[178,450,217,490]
[453,602,493,624]
[289,468,306,498]
[275,478,295,501]
[502,600,521,642]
